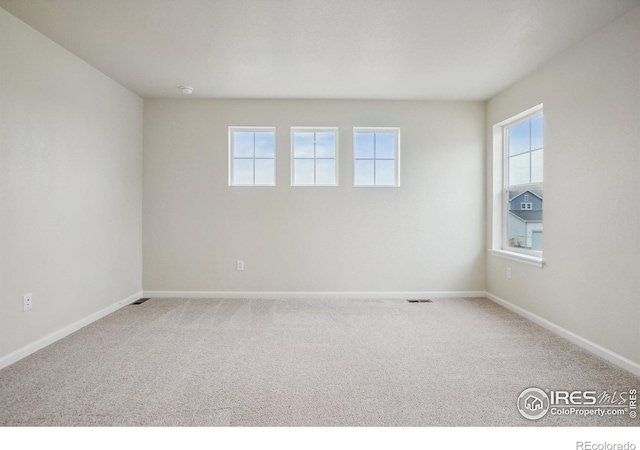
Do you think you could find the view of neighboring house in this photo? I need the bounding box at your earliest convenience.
[507,190,543,250]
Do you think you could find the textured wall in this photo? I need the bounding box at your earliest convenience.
[0,8,143,361]
[486,6,640,366]
[143,99,486,293]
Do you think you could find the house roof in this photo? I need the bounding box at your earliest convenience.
[509,210,543,222]
[509,190,543,202]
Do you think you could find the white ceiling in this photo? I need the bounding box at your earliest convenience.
[1,0,638,100]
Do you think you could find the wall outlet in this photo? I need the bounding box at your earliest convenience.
[23,293,33,311]
[236,260,244,271]
[506,267,512,280]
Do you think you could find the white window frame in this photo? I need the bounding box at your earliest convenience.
[521,202,532,210]
[353,127,401,187]
[291,127,339,187]
[489,104,544,267]
[228,126,276,186]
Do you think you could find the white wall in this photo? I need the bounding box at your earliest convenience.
[486,6,640,366]
[144,99,485,293]
[0,8,143,363]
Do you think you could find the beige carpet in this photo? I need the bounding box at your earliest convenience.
[0,297,638,426]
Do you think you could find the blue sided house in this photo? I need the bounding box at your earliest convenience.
[507,190,543,251]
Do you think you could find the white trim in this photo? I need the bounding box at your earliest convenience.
[485,292,640,378]
[143,290,486,300]
[488,249,545,268]
[495,104,544,128]
[0,291,142,371]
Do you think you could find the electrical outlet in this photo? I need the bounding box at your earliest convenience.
[236,260,244,271]
[23,293,33,311]
[507,267,512,280]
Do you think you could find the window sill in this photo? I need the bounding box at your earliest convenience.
[488,249,545,268]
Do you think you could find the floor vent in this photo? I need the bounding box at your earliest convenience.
[131,298,150,305]
[406,299,433,303]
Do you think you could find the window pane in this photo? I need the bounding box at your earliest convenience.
[531,149,543,183]
[233,159,254,185]
[531,115,543,150]
[354,133,375,159]
[375,160,395,186]
[254,132,275,158]
[233,132,254,158]
[508,152,530,186]
[375,133,396,159]
[316,159,336,185]
[508,121,530,156]
[354,160,374,186]
[315,132,336,158]
[294,159,314,185]
[293,132,314,158]
[506,189,543,250]
[254,158,275,185]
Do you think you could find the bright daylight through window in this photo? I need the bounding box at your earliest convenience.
[229,127,276,186]
[353,128,400,187]
[504,111,543,253]
[291,128,338,186]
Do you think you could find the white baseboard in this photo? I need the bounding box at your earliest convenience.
[143,290,487,300]
[484,292,640,378]
[0,290,143,371]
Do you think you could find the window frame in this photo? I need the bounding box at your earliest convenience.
[290,127,339,187]
[228,126,277,187]
[501,107,544,258]
[352,127,401,187]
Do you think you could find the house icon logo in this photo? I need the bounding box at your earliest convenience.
[525,395,543,411]
[517,388,550,420]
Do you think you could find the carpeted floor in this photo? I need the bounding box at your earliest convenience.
[0,297,638,426]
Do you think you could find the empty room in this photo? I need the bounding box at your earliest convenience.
[1,0,639,442]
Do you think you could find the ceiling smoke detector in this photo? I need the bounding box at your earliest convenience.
[180,86,194,95]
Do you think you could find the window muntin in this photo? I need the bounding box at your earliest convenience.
[503,111,543,254]
[229,127,276,186]
[353,127,400,187]
[507,114,543,186]
[291,128,338,186]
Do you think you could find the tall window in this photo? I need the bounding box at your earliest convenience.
[503,110,543,253]
[291,127,338,186]
[229,127,276,186]
[353,127,400,187]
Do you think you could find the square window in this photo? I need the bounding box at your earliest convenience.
[353,128,400,187]
[291,127,338,186]
[229,127,276,186]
